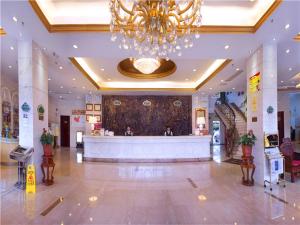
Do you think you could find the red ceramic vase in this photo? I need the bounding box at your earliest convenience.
[242,145,252,157]
[43,144,52,156]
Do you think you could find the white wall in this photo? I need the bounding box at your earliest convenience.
[48,96,85,148]
[277,92,291,138]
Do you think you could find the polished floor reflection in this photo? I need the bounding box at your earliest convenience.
[1,146,300,225]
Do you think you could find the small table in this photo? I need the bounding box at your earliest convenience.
[240,156,255,186]
[41,155,55,185]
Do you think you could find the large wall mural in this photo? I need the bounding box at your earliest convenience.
[102,95,192,136]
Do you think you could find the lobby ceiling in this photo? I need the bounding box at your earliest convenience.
[0,0,299,100]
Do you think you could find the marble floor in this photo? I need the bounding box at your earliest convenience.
[1,146,300,225]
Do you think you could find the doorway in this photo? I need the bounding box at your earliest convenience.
[212,121,221,145]
[60,115,70,147]
[278,111,284,145]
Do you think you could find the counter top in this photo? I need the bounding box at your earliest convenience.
[83,135,212,143]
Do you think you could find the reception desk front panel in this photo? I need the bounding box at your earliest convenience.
[83,135,212,162]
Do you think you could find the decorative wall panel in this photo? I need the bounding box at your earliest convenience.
[102,95,192,136]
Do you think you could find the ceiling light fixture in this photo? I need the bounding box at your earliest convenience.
[48,78,51,81]
[73,44,78,49]
[10,46,14,50]
[185,78,189,81]
[110,0,203,58]
[133,58,161,74]
[60,86,63,89]
[285,24,290,30]
[59,66,63,70]
[101,68,104,71]
[193,69,197,72]
[236,68,240,71]
[224,45,230,50]
[12,16,18,22]
[289,67,292,71]
[72,78,76,81]
[286,49,290,54]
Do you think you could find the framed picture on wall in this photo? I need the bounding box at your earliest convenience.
[95,115,102,123]
[94,104,101,111]
[86,114,93,122]
[86,104,93,111]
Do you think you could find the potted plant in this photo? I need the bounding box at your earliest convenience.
[239,130,257,157]
[40,128,54,156]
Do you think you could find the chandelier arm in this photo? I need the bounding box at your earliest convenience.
[116,0,135,16]
[176,1,193,15]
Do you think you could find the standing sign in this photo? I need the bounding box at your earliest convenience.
[26,164,36,193]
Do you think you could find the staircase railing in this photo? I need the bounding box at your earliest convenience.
[215,102,237,157]
[230,103,247,122]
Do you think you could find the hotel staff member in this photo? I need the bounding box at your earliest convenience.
[164,127,173,136]
[125,126,133,136]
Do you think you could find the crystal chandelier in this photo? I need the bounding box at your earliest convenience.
[110,0,203,60]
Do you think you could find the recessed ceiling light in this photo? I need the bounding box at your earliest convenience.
[73,44,78,49]
[289,67,292,71]
[232,87,235,90]
[72,78,76,81]
[280,80,284,83]
[224,45,230,50]
[193,69,197,72]
[209,87,213,90]
[236,68,240,71]
[285,24,290,30]
[59,96,62,99]
[10,46,14,50]
[82,86,86,89]
[8,65,12,69]
[221,80,224,82]
[43,47,47,51]
[60,86,63,89]
[273,38,276,41]
[59,66,63,70]
[12,16,18,22]
[89,91,92,94]
[48,78,51,81]
[286,49,290,54]
[101,68,105,71]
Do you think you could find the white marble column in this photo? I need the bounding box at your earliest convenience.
[246,44,278,185]
[18,41,48,182]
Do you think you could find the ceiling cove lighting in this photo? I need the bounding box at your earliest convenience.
[110,0,203,59]
[133,58,161,74]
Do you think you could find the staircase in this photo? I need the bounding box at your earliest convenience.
[215,102,247,159]
[228,103,247,159]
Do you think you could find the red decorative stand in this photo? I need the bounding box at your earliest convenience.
[240,156,255,186]
[41,155,55,186]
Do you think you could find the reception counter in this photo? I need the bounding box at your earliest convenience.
[83,135,212,162]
